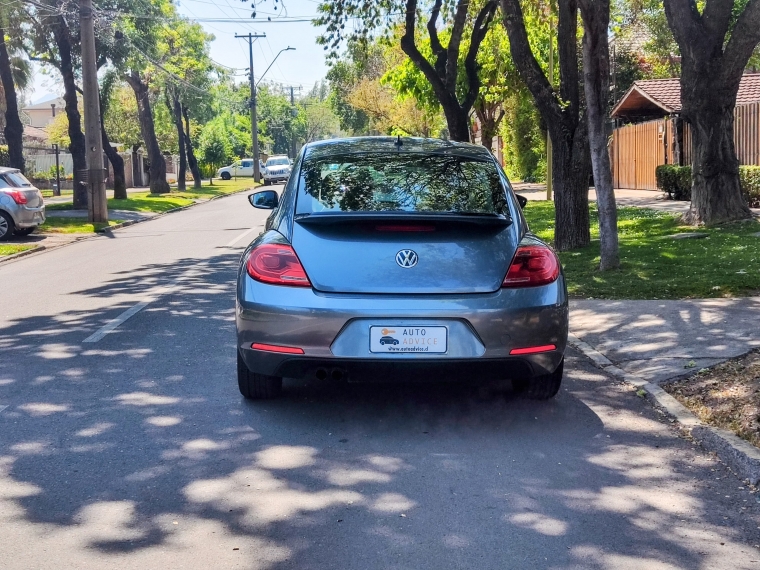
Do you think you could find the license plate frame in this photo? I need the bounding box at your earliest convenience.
[369,325,448,354]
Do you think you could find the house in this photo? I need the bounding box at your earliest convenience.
[20,97,66,128]
[610,75,760,190]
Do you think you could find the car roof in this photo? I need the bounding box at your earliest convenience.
[0,167,20,174]
[302,136,493,161]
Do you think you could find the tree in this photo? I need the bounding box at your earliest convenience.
[27,2,88,208]
[99,71,127,199]
[198,121,232,180]
[317,0,499,142]
[663,0,756,225]
[500,0,592,251]
[579,0,619,270]
[0,5,29,172]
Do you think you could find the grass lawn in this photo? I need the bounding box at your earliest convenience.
[39,217,124,233]
[0,244,36,256]
[46,178,258,214]
[523,201,760,299]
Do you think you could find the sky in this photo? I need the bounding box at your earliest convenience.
[30,0,331,103]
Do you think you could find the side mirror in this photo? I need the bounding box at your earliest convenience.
[249,190,278,210]
[515,194,528,209]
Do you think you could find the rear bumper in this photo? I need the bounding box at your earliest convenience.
[5,204,45,228]
[236,272,568,381]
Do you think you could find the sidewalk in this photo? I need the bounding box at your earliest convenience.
[44,187,148,206]
[512,183,760,217]
[570,297,760,384]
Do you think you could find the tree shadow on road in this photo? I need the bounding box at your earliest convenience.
[0,253,759,569]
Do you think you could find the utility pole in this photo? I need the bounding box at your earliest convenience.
[289,86,301,159]
[80,0,107,222]
[235,32,266,183]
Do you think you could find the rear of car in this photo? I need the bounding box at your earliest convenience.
[236,137,568,399]
[0,168,45,241]
[263,156,291,185]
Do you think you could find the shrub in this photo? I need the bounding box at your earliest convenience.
[739,166,760,208]
[655,165,692,200]
[0,145,9,167]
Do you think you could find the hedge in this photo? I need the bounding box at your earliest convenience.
[655,165,692,200]
[0,145,9,168]
[739,166,760,208]
[656,164,760,207]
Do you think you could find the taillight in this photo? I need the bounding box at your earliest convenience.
[502,245,560,287]
[246,243,311,287]
[7,190,27,205]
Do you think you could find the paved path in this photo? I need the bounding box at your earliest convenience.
[45,209,158,222]
[512,184,760,217]
[44,187,149,206]
[1,188,759,569]
[570,298,760,385]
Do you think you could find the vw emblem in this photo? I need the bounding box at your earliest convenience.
[396,249,418,268]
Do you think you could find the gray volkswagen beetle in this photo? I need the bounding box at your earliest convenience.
[236,137,568,399]
[0,167,46,241]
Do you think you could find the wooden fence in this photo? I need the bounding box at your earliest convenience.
[612,101,760,190]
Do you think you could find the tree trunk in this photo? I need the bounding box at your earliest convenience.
[501,0,591,251]
[101,118,126,199]
[125,70,169,195]
[166,91,186,191]
[662,0,757,225]
[51,16,87,209]
[553,124,592,251]
[579,0,619,270]
[441,100,471,142]
[687,104,752,224]
[0,26,25,172]
[182,104,202,189]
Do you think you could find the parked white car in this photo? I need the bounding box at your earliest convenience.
[216,159,262,180]
[263,156,292,186]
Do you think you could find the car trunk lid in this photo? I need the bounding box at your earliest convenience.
[291,213,518,294]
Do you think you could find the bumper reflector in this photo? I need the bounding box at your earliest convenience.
[509,344,557,355]
[251,343,304,354]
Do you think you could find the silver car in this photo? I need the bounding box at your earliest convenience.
[0,167,45,241]
[263,155,291,186]
[236,137,568,399]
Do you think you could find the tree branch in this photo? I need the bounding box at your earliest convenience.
[463,1,497,111]
[400,0,455,108]
[723,0,760,82]
[426,0,447,78]
[663,0,703,51]
[499,0,565,131]
[445,0,470,92]
[557,0,580,121]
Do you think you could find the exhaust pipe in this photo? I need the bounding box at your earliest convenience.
[315,368,328,381]
[330,368,344,381]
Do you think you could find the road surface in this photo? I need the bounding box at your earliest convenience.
[1,187,758,569]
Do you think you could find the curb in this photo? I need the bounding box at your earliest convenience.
[567,333,760,484]
[0,245,46,265]
[0,187,258,261]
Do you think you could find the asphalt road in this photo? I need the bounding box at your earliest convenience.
[1,188,759,570]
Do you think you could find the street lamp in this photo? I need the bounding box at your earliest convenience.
[256,47,296,87]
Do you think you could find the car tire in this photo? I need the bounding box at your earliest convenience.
[0,211,15,242]
[13,227,35,237]
[237,350,283,399]
[519,358,563,400]
[263,178,271,186]
[221,172,231,181]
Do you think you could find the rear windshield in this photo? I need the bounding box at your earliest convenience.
[2,171,32,187]
[296,152,506,215]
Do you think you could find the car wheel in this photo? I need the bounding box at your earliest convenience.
[0,211,15,242]
[221,172,231,181]
[13,227,35,237]
[519,358,563,400]
[263,178,270,186]
[237,350,283,399]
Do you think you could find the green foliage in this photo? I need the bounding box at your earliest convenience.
[523,201,760,299]
[0,146,10,167]
[198,121,233,171]
[655,165,692,200]
[501,92,545,182]
[738,166,760,207]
